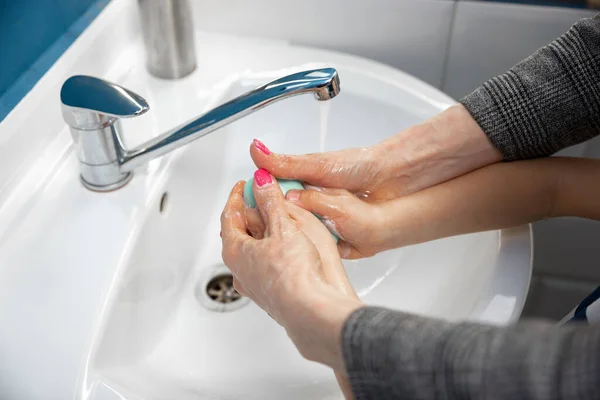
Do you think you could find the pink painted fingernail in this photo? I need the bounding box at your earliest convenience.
[286,191,300,202]
[254,168,273,187]
[253,138,271,155]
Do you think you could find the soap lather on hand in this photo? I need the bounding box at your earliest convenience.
[243,178,339,242]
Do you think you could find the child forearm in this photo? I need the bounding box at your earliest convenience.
[552,157,600,220]
[381,158,573,246]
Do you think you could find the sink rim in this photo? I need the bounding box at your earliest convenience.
[469,224,532,324]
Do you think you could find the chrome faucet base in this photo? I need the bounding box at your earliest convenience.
[60,68,340,191]
[80,172,133,192]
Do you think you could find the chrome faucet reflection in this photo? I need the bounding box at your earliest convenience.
[60,68,340,191]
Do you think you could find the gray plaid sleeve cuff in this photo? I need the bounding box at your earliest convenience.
[460,14,600,161]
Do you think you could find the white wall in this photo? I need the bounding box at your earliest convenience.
[192,0,600,320]
[443,1,596,99]
[191,0,455,87]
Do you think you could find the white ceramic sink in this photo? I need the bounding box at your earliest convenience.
[0,1,531,399]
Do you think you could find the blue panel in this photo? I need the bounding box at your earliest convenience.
[472,0,593,9]
[0,0,109,122]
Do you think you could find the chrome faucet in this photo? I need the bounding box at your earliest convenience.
[60,68,340,191]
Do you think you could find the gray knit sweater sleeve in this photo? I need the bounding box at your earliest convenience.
[460,14,600,160]
[341,17,600,399]
[342,307,600,399]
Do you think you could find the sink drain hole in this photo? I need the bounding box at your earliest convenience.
[206,274,241,304]
[195,266,250,313]
[159,192,169,214]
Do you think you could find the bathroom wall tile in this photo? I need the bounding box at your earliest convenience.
[554,142,589,158]
[532,218,600,282]
[190,0,455,88]
[521,274,597,320]
[582,133,600,159]
[443,1,596,99]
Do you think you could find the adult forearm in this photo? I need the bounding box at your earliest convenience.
[379,104,502,195]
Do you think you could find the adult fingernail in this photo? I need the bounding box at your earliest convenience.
[254,168,273,187]
[286,191,300,202]
[253,138,271,155]
[220,231,222,238]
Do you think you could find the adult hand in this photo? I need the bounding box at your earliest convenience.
[220,168,363,372]
[251,105,501,200]
[250,104,502,258]
[242,183,395,259]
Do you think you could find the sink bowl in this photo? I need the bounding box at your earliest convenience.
[0,0,531,399]
[91,71,530,400]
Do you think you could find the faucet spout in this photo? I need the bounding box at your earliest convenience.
[60,68,339,191]
[118,68,340,173]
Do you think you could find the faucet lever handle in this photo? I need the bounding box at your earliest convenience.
[60,75,149,129]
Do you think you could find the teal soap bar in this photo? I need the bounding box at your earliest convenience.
[243,178,339,242]
[243,178,304,209]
